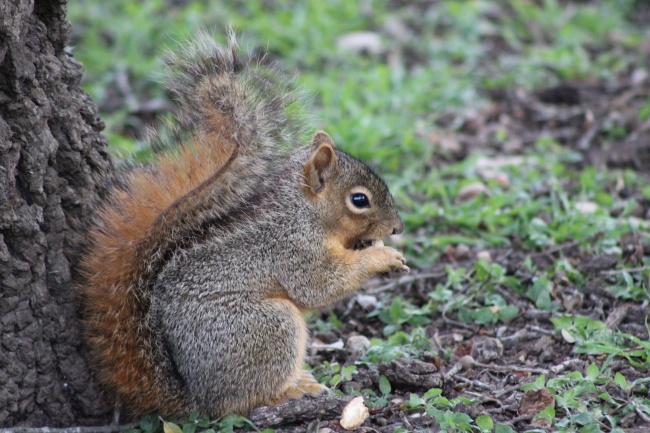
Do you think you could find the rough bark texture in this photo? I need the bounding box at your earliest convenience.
[250,395,352,429]
[0,0,113,427]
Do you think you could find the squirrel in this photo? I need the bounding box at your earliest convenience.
[80,31,408,418]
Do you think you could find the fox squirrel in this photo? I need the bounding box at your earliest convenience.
[80,32,408,418]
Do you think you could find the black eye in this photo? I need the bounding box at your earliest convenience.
[350,193,370,208]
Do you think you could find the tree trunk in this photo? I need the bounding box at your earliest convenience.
[0,0,113,427]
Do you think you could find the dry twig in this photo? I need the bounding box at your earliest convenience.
[369,271,446,293]
[250,395,351,428]
[452,374,491,389]
[601,266,649,275]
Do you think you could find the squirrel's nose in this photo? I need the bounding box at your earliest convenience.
[392,219,404,235]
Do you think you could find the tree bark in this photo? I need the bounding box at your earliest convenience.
[0,0,113,427]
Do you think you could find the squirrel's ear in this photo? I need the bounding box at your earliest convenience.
[311,130,335,150]
[304,131,338,195]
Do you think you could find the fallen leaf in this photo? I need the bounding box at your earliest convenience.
[561,329,576,343]
[518,388,555,416]
[340,396,369,430]
[163,421,183,433]
[575,201,599,215]
[311,340,345,350]
[458,182,487,201]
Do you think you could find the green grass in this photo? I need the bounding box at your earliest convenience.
[69,0,650,431]
[521,354,650,433]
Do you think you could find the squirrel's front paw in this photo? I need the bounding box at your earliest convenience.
[366,241,409,274]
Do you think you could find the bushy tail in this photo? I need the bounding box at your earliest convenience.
[164,31,307,151]
[80,31,309,415]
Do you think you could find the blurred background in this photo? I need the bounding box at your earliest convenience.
[68,0,650,296]
[68,0,650,264]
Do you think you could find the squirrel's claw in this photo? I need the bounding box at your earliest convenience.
[397,264,410,274]
[366,245,409,275]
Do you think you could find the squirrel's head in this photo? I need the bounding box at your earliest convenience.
[302,131,404,250]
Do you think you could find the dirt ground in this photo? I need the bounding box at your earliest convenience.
[254,53,650,433]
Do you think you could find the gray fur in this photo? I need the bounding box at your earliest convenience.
[150,145,403,415]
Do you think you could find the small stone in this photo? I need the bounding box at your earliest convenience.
[631,68,649,85]
[494,173,510,188]
[472,338,503,363]
[476,251,492,262]
[454,244,470,260]
[336,32,382,55]
[356,294,378,309]
[459,355,476,370]
[346,335,371,357]
[458,182,487,201]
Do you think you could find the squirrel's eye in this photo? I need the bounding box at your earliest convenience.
[350,193,370,208]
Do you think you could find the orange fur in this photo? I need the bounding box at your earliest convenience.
[81,136,234,415]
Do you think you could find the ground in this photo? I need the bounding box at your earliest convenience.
[68,1,650,432]
[295,76,650,433]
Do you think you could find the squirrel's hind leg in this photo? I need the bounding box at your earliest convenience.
[262,297,327,405]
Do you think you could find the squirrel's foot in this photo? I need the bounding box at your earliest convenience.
[270,371,327,405]
[297,370,328,396]
[364,242,409,275]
